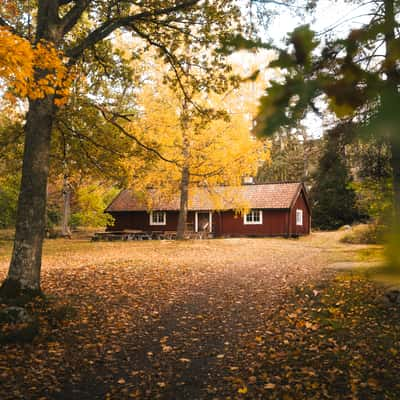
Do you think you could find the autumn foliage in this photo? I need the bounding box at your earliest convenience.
[0,27,72,106]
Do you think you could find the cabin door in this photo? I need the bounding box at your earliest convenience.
[195,212,212,233]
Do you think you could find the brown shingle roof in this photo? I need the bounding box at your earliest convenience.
[105,183,304,212]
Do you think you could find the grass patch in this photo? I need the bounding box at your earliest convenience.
[357,247,385,262]
[340,224,387,245]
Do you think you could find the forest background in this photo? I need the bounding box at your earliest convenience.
[0,0,395,243]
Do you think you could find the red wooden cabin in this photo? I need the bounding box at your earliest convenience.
[105,182,311,237]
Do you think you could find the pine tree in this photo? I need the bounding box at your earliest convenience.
[311,132,360,230]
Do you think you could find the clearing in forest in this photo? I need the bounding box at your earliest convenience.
[0,232,398,399]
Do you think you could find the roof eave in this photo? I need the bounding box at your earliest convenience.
[107,207,292,213]
[288,183,311,213]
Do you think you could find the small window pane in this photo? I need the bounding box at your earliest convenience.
[151,211,166,225]
[296,209,303,226]
[244,210,262,224]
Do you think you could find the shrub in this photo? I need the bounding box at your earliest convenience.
[340,224,387,245]
[71,185,117,228]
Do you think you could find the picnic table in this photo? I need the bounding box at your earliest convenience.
[151,231,177,240]
[91,230,152,241]
[92,230,213,241]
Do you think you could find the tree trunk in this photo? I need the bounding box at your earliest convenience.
[176,95,190,241]
[61,175,72,238]
[176,165,190,240]
[0,97,55,297]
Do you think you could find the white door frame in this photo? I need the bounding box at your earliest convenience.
[195,211,212,233]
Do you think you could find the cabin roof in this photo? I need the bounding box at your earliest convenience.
[105,182,307,212]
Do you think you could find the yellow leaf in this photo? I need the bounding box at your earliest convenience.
[238,386,248,394]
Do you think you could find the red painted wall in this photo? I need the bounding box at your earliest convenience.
[108,211,196,232]
[213,210,289,237]
[290,190,310,235]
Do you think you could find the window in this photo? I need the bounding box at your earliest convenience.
[150,211,166,225]
[296,209,303,226]
[244,209,263,225]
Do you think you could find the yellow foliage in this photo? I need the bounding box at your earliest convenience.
[0,27,73,106]
[122,67,270,211]
[0,26,34,97]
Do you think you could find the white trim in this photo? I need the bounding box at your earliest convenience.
[296,209,303,226]
[195,211,212,232]
[243,209,263,225]
[150,211,166,226]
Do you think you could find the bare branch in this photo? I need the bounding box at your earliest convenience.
[65,0,200,60]
[0,16,16,33]
[57,119,125,157]
[60,0,92,36]
[94,104,180,166]
[128,25,196,107]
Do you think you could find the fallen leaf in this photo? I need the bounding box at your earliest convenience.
[238,386,248,394]
[264,383,276,389]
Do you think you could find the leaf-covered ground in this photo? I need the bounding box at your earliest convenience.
[0,233,398,399]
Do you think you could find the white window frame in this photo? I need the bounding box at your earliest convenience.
[150,211,166,226]
[195,211,212,233]
[296,209,303,226]
[243,209,263,225]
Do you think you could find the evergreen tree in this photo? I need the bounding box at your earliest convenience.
[311,131,360,230]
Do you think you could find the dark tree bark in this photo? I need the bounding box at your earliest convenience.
[1,97,55,296]
[176,100,190,240]
[61,175,72,238]
[176,165,190,240]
